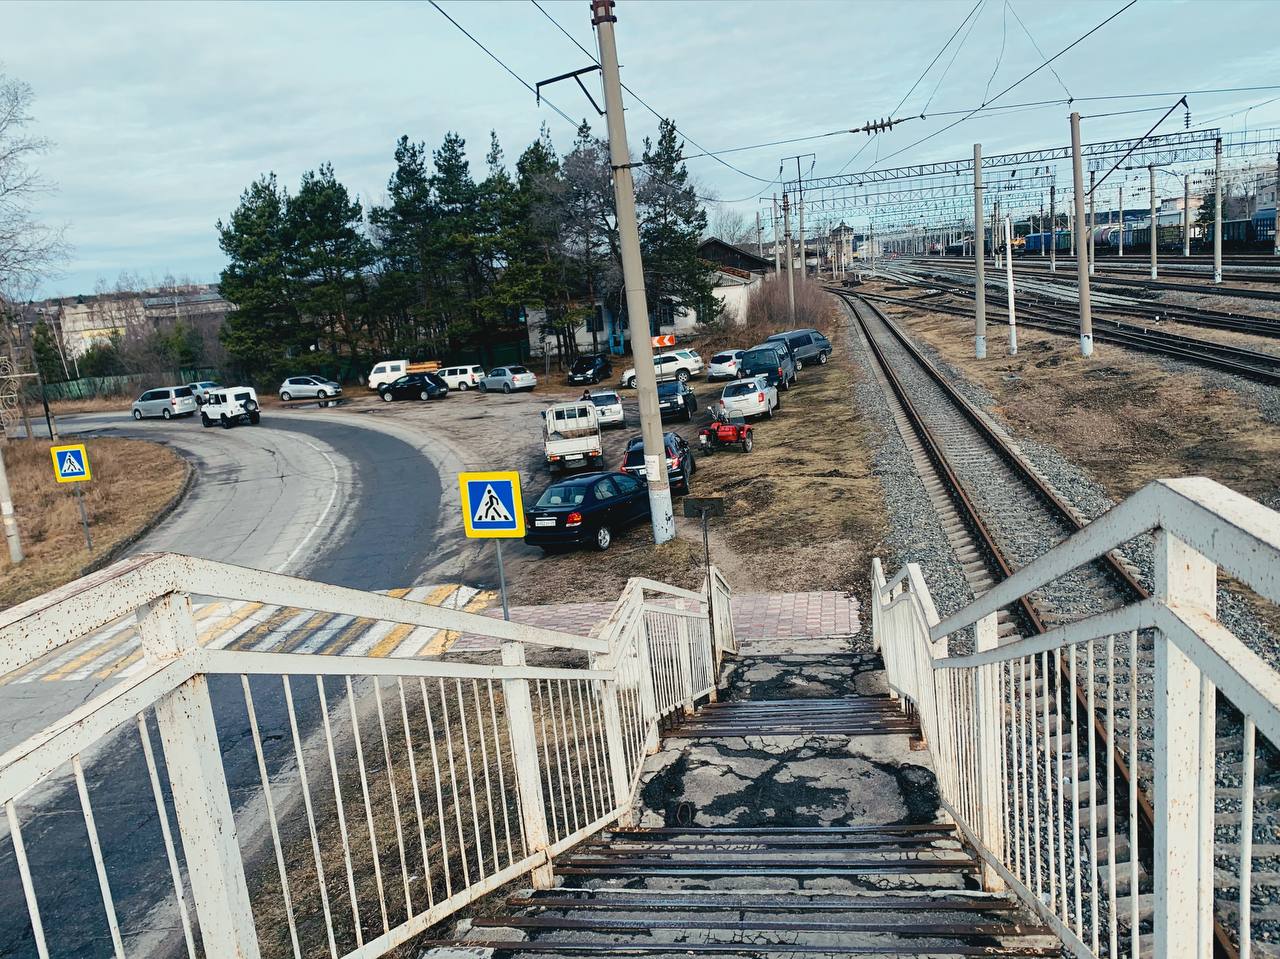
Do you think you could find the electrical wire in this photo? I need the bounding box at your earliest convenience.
[980,1,1009,109]
[529,0,777,185]
[893,0,985,116]
[428,0,578,127]
[920,0,988,117]
[1007,0,1071,99]
[862,0,1138,173]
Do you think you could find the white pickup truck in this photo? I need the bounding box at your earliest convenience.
[543,401,603,473]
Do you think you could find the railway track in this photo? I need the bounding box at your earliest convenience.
[866,267,1280,386]
[836,290,1256,957]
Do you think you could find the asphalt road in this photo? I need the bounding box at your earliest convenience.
[0,406,445,958]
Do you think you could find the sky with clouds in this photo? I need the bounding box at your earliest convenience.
[6,0,1280,298]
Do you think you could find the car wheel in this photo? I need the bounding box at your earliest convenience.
[684,406,692,422]
[317,389,328,399]
[479,382,488,393]
[459,382,469,391]
[132,409,143,420]
[819,351,830,365]
[419,390,430,400]
[775,394,782,411]
[595,525,613,551]
[281,391,292,402]
[795,359,804,371]
[201,413,212,428]
[249,412,261,425]
[743,433,754,452]
[625,376,636,388]
[502,383,512,394]
[381,392,393,402]
[220,415,231,429]
[161,408,172,420]
[677,369,690,383]
[765,405,773,420]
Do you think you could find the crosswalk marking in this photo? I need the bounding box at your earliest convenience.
[2,583,495,684]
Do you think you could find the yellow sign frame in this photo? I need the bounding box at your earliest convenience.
[51,443,92,483]
[458,471,525,538]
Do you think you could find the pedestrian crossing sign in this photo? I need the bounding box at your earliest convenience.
[459,471,524,538]
[50,444,92,483]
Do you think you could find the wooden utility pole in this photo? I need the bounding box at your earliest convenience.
[591,0,674,543]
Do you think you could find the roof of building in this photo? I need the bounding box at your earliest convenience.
[696,237,774,271]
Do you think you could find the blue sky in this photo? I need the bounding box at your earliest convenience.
[7,0,1280,298]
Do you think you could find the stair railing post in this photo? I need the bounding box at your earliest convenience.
[632,590,660,753]
[501,641,555,888]
[593,638,637,827]
[1152,529,1215,958]
[138,591,262,959]
[676,615,696,715]
[973,613,1007,891]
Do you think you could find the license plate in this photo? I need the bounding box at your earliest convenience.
[566,453,583,461]
[535,518,555,527]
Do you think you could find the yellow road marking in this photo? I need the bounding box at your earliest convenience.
[232,605,304,650]
[278,611,337,653]
[200,602,266,645]
[318,617,376,655]
[49,602,231,682]
[367,585,456,658]
[419,589,496,656]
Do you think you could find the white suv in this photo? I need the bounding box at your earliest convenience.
[200,387,261,428]
[437,364,486,391]
[621,350,702,387]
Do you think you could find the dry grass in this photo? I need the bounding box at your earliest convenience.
[0,438,189,609]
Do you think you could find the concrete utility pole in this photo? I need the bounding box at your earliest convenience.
[1184,174,1192,257]
[782,193,796,324]
[797,198,806,282]
[1049,183,1057,273]
[756,211,763,257]
[772,196,781,274]
[974,143,987,359]
[0,444,22,564]
[591,0,673,544]
[1039,203,1045,257]
[1274,152,1280,256]
[1118,184,1125,257]
[1088,170,1096,276]
[1070,113,1094,357]
[1149,164,1158,280]
[1214,137,1223,283]
[1004,215,1018,356]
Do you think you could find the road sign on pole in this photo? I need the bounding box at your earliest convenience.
[50,443,93,551]
[51,443,91,483]
[459,471,525,622]
[651,334,676,348]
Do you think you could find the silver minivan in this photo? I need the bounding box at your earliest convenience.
[132,386,198,420]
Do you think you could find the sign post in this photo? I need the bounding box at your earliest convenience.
[651,334,676,348]
[683,495,725,644]
[51,443,93,551]
[458,471,526,621]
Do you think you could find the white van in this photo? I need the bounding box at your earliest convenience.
[437,364,486,391]
[542,401,603,473]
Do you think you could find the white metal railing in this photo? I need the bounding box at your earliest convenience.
[0,554,735,959]
[872,477,1280,959]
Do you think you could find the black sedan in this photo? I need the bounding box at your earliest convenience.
[621,432,696,495]
[567,353,613,385]
[524,471,651,552]
[657,381,697,421]
[379,372,449,402]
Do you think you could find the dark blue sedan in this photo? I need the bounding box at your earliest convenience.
[524,471,651,552]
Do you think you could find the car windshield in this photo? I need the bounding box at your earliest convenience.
[710,352,736,363]
[426,373,447,388]
[197,382,219,389]
[508,366,529,375]
[173,387,193,397]
[534,484,588,508]
[657,383,680,397]
[570,358,595,372]
[722,382,756,398]
[590,394,618,407]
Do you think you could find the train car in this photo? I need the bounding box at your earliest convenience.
[1197,218,1256,252]
[1254,208,1276,245]
[1021,231,1070,255]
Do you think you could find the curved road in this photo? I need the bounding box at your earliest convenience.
[0,407,446,959]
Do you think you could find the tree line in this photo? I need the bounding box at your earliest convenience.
[217,119,716,380]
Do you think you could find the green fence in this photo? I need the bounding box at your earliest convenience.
[36,368,224,402]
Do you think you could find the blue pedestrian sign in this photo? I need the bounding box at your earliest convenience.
[458,471,525,538]
[51,444,92,483]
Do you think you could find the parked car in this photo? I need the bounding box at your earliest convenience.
[478,366,538,393]
[200,387,260,428]
[378,372,449,402]
[567,354,613,386]
[279,375,342,401]
[437,364,486,391]
[543,400,603,473]
[740,343,797,391]
[657,380,698,422]
[706,350,745,381]
[367,359,440,391]
[587,390,625,428]
[767,329,832,369]
[131,386,197,420]
[621,351,700,387]
[524,471,651,552]
[185,381,222,405]
[719,375,779,419]
[621,432,696,495]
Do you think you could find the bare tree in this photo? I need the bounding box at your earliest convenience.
[706,204,755,248]
[0,68,66,300]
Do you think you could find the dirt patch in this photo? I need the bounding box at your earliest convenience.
[0,438,188,609]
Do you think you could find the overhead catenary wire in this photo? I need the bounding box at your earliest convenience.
[1087,96,1188,196]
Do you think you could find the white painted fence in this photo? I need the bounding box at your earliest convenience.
[873,477,1280,959]
[0,554,732,959]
